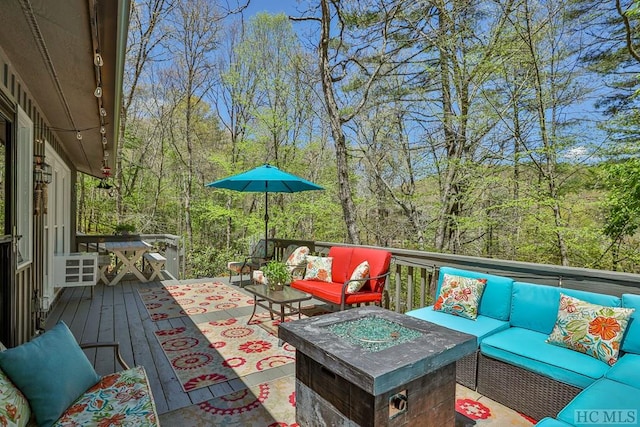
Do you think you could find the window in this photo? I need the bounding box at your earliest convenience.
[16,107,32,268]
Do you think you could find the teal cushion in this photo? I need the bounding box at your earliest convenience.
[0,321,100,427]
[437,267,514,321]
[480,327,609,388]
[622,294,640,354]
[406,306,509,345]
[535,418,574,427]
[558,379,640,425]
[605,353,640,389]
[510,282,621,334]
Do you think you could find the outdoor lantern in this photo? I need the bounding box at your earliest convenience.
[96,179,113,190]
[33,155,52,184]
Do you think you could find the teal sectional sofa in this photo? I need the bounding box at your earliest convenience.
[537,293,640,426]
[406,266,513,388]
[405,267,640,423]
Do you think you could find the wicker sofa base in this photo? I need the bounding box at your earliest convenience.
[456,350,478,389]
[476,353,582,421]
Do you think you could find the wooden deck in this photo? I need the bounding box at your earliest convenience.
[45,276,536,426]
[45,276,295,416]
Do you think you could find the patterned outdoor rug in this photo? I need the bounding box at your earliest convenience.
[247,305,332,337]
[159,376,536,426]
[138,281,254,321]
[154,315,296,392]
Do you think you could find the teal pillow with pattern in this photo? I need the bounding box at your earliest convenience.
[547,293,635,365]
[433,274,487,320]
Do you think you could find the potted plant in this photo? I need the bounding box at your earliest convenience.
[114,223,136,236]
[262,261,291,291]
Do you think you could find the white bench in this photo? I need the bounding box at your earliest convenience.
[143,252,166,281]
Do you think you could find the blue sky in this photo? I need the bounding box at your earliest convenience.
[243,0,303,17]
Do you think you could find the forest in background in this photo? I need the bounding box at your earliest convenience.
[76,0,640,277]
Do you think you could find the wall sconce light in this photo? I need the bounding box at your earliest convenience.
[34,155,52,184]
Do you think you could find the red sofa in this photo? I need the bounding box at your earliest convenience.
[291,246,392,310]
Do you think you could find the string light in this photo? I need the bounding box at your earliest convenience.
[94,51,103,67]
[94,42,107,177]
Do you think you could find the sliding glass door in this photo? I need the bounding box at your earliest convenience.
[0,98,14,345]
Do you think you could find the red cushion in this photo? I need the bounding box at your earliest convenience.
[348,248,392,292]
[327,246,354,284]
[291,280,383,306]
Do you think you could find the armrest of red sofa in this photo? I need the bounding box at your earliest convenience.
[340,270,392,295]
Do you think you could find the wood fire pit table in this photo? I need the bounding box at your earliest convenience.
[278,306,475,426]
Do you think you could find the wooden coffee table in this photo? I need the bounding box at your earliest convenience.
[245,284,312,325]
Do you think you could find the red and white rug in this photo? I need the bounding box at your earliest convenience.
[159,376,536,426]
[160,375,297,426]
[138,281,254,321]
[154,316,296,392]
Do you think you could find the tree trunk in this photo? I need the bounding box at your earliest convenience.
[318,0,360,244]
[524,0,570,266]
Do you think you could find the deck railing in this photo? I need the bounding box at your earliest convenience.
[73,234,640,313]
[75,233,183,279]
[282,239,640,313]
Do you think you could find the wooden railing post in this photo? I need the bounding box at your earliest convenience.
[394,264,402,312]
[406,266,414,312]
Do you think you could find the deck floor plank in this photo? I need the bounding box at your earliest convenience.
[47,277,292,415]
[114,282,135,368]
[131,280,174,414]
[67,286,101,367]
[96,284,116,374]
[134,281,194,412]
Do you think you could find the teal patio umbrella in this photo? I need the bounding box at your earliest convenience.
[206,164,324,257]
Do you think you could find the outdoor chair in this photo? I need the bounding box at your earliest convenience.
[252,244,310,285]
[227,239,275,285]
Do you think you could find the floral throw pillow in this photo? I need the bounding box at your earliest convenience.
[547,294,635,365]
[0,369,30,427]
[303,256,333,283]
[346,261,370,294]
[433,274,487,320]
[286,246,309,272]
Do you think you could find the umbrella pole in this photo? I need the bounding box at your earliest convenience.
[264,190,269,259]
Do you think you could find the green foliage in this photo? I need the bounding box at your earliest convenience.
[262,261,291,287]
[114,223,136,235]
[601,159,640,240]
[188,246,236,278]
[77,2,640,281]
